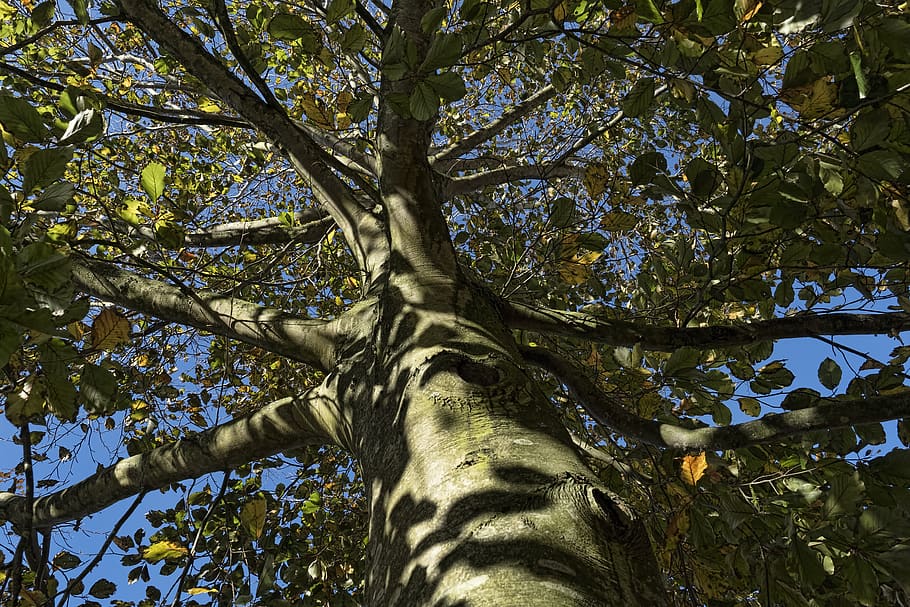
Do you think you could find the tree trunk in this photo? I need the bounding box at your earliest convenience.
[350,281,668,606]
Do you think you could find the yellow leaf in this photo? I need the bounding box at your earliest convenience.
[187,588,217,596]
[736,0,762,21]
[345,276,360,289]
[750,45,782,66]
[240,495,267,539]
[583,162,610,199]
[680,452,708,485]
[301,93,334,129]
[600,211,638,232]
[553,1,567,22]
[197,98,222,113]
[91,309,131,351]
[780,78,839,120]
[142,540,188,563]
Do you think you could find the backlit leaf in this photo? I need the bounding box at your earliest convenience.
[140,162,166,202]
[680,452,707,485]
[241,495,267,539]
[91,309,131,351]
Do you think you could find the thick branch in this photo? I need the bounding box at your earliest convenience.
[522,345,910,451]
[72,259,337,369]
[431,85,557,163]
[443,163,583,197]
[0,389,346,529]
[119,0,387,279]
[125,208,335,248]
[501,300,910,350]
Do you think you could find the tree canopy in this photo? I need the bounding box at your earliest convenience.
[1,0,910,604]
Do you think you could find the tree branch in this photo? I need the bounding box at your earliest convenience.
[71,258,338,369]
[522,345,910,451]
[501,300,910,350]
[0,388,346,529]
[443,163,583,197]
[124,207,335,248]
[118,0,388,280]
[431,85,557,163]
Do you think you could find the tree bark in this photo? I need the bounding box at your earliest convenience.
[347,282,668,606]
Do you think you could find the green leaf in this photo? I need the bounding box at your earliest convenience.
[30,1,56,26]
[52,551,82,570]
[848,52,868,100]
[622,78,655,118]
[0,95,49,142]
[664,346,700,377]
[325,0,354,24]
[0,319,20,368]
[33,181,75,211]
[269,13,320,50]
[629,151,667,185]
[421,6,448,34]
[840,557,878,606]
[58,108,104,144]
[421,33,462,71]
[409,81,438,121]
[80,363,118,415]
[850,111,890,152]
[66,0,89,23]
[791,536,826,587]
[23,147,73,193]
[89,579,117,599]
[549,197,575,227]
[140,162,166,202]
[143,540,188,563]
[426,72,466,102]
[635,0,663,23]
[817,357,841,390]
[857,150,903,181]
[823,471,864,518]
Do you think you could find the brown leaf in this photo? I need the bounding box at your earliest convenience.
[91,309,131,351]
[680,452,708,485]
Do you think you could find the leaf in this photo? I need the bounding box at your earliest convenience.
[680,452,707,485]
[80,363,118,415]
[58,108,104,144]
[817,357,841,390]
[823,471,864,518]
[409,81,438,121]
[635,0,663,23]
[857,150,903,181]
[738,397,761,416]
[33,182,75,211]
[549,197,575,227]
[583,163,610,199]
[91,308,131,351]
[325,0,354,24]
[0,94,49,142]
[268,13,320,51]
[840,557,878,606]
[664,347,700,377]
[850,111,890,152]
[52,551,82,570]
[301,93,334,129]
[791,536,826,587]
[140,162,166,202]
[421,6,448,34]
[66,0,88,23]
[89,579,116,599]
[23,147,73,193]
[600,211,638,232]
[622,78,655,118]
[142,540,188,563]
[241,495,267,539]
[421,33,462,71]
[426,72,466,103]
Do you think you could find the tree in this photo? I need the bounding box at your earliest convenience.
[1,0,910,603]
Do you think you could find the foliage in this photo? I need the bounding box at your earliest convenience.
[0,0,909,604]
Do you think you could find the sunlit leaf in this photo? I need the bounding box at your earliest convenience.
[142,540,189,563]
[140,162,166,202]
